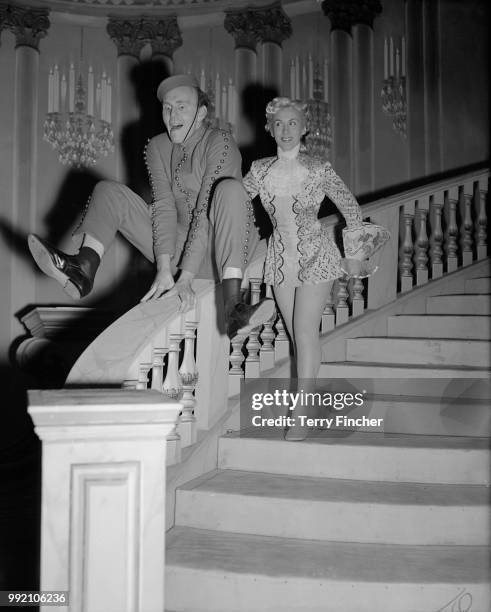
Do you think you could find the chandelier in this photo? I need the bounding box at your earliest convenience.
[306,61,332,159]
[290,56,332,159]
[43,30,114,168]
[381,36,407,138]
[198,68,237,133]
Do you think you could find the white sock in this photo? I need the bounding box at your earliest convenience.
[81,234,105,259]
[223,266,242,280]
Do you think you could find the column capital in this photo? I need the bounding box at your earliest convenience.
[107,17,147,59]
[321,0,382,34]
[0,3,9,30]
[5,3,50,50]
[224,9,259,52]
[254,3,292,46]
[139,16,182,58]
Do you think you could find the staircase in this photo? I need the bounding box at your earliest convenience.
[165,273,491,612]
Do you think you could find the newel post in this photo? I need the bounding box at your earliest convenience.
[28,389,181,612]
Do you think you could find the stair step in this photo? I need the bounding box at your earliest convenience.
[218,431,490,485]
[318,363,490,399]
[387,314,491,339]
[166,527,491,612]
[347,394,491,438]
[175,469,489,545]
[346,337,490,367]
[465,277,491,293]
[426,293,490,315]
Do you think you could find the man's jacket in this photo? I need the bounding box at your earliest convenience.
[145,123,242,279]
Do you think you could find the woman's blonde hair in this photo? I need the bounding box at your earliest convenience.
[264,97,309,134]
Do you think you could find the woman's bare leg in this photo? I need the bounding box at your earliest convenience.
[272,285,296,343]
[293,281,334,380]
[285,281,334,440]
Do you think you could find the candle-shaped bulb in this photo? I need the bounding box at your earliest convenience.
[106,77,112,123]
[383,37,388,80]
[48,68,53,113]
[69,62,75,113]
[389,37,394,77]
[401,36,406,77]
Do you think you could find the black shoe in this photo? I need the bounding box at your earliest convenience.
[227,299,275,340]
[28,234,100,299]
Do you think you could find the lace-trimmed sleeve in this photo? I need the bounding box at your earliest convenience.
[321,162,363,229]
[242,162,259,199]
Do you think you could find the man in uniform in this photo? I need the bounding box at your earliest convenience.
[28,74,271,338]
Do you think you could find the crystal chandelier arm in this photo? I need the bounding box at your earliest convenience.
[145,137,178,259]
[242,162,260,200]
[179,130,242,276]
[321,162,363,229]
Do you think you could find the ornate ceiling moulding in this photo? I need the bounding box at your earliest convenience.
[21,0,311,20]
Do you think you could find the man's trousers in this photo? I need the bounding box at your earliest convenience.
[75,178,265,280]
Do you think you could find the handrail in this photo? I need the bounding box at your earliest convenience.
[65,166,489,464]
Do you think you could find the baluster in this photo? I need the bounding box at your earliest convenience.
[163,333,183,466]
[245,277,262,378]
[400,202,415,292]
[477,178,488,259]
[163,333,183,399]
[462,182,474,266]
[351,277,365,317]
[446,187,459,272]
[416,197,429,285]
[151,348,167,392]
[179,320,198,447]
[335,277,349,325]
[259,284,276,371]
[122,378,138,390]
[430,193,444,279]
[274,313,290,362]
[136,362,152,390]
[229,332,247,396]
[321,294,335,332]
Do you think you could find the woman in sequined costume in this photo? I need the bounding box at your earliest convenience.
[243,97,389,440]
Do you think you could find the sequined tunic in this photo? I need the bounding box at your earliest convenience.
[145,124,242,278]
[243,148,364,286]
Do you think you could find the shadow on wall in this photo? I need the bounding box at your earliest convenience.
[239,83,279,241]
[239,82,278,174]
[120,59,171,202]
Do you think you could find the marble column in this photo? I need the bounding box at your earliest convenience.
[423,0,442,174]
[224,10,259,145]
[107,18,146,183]
[7,4,49,339]
[406,0,426,179]
[321,0,382,192]
[255,4,292,96]
[142,17,182,75]
[352,23,375,194]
